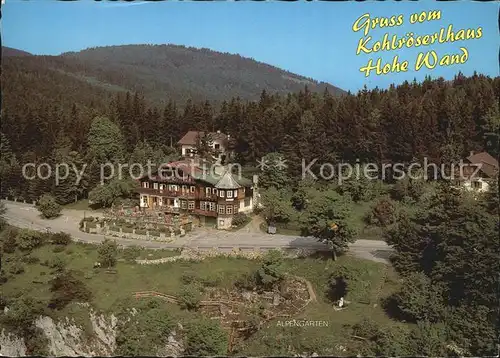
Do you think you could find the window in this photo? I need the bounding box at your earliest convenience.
[226,206,233,215]
[227,190,233,198]
[218,205,225,214]
[212,188,218,195]
[200,202,207,211]
[142,182,149,188]
[153,183,158,190]
[214,143,220,150]
[220,190,225,198]
[472,181,482,189]
[206,187,211,196]
[209,202,216,211]
[188,201,195,210]
[181,200,187,209]
[159,184,165,190]
[190,186,195,193]
[244,197,251,207]
[182,185,187,192]
[234,190,238,197]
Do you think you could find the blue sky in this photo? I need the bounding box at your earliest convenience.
[3,0,499,92]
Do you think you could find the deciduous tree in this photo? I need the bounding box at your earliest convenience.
[301,190,355,260]
[36,194,62,219]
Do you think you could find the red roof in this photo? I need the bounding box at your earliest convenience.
[465,151,499,178]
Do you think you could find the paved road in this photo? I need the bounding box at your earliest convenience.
[1,200,392,263]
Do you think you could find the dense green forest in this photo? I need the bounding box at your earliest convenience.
[1,65,498,204]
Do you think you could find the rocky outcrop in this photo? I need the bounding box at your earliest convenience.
[33,310,119,356]
[0,306,186,357]
[0,329,27,356]
[35,316,89,356]
[89,310,119,353]
[157,330,184,357]
[1,308,123,357]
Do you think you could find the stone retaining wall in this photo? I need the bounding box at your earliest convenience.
[3,197,36,205]
[136,247,317,265]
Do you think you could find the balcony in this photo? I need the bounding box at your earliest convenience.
[144,205,181,214]
[137,187,157,195]
[193,209,217,217]
[137,187,196,198]
[197,193,219,201]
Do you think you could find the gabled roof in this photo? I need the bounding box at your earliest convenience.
[138,160,202,182]
[177,131,228,146]
[215,171,242,189]
[139,159,254,188]
[235,176,253,187]
[465,151,499,178]
[467,151,498,167]
[192,165,252,188]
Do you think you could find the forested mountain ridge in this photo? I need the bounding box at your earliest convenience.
[2,44,344,106]
[1,46,33,57]
[60,44,344,102]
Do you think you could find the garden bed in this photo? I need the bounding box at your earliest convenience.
[79,216,192,240]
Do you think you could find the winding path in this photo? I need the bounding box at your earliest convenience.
[1,200,392,263]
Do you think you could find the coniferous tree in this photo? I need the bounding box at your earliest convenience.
[385,183,499,356]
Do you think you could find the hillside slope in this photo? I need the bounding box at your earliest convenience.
[1,46,33,57]
[2,44,344,108]
[2,55,116,117]
[60,44,344,103]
